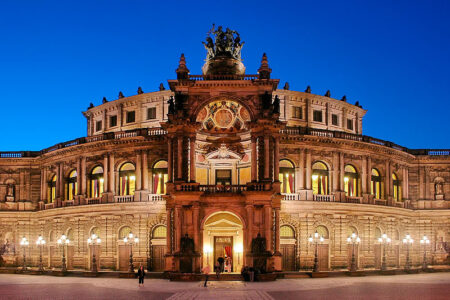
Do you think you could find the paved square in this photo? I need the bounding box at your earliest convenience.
[0,273,449,299]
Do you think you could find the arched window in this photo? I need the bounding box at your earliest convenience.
[152,225,167,239]
[374,227,382,239]
[347,226,358,237]
[392,173,401,201]
[89,166,104,198]
[90,227,100,237]
[371,168,382,199]
[279,159,295,194]
[66,170,77,200]
[119,162,136,196]
[119,226,132,240]
[48,175,57,203]
[66,228,74,241]
[316,225,329,239]
[344,165,359,197]
[152,160,168,194]
[280,225,295,239]
[312,162,329,195]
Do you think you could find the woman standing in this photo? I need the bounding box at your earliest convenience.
[137,264,145,287]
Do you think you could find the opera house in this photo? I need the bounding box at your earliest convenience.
[0,27,448,275]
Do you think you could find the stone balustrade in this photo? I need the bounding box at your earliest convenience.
[114,195,134,203]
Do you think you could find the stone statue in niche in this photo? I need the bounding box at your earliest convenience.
[6,184,14,202]
[251,233,266,254]
[435,181,444,200]
[273,95,280,114]
[167,96,175,115]
[180,234,194,254]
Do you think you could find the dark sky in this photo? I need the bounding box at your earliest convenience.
[1,0,449,150]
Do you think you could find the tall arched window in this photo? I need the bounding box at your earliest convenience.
[119,162,135,196]
[315,225,329,239]
[279,159,295,194]
[119,226,132,240]
[90,227,100,237]
[152,160,168,194]
[280,225,295,239]
[312,162,329,195]
[344,165,359,197]
[392,173,401,201]
[48,175,56,203]
[152,225,167,239]
[66,170,77,200]
[371,168,382,199]
[347,226,358,237]
[89,166,104,198]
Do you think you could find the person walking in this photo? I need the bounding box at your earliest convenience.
[137,264,145,287]
[202,264,211,287]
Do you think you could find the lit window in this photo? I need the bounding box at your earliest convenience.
[119,162,136,196]
[392,173,402,201]
[152,160,168,194]
[89,166,104,198]
[66,170,77,200]
[48,175,57,203]
[312,161,328,195]
[371,168,382,199]
[279,159,295,193]
[280,225,295,239]
[344,165,359,197]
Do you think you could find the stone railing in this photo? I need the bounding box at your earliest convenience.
[280,126,450,156]
[313,194,335,202]
[188,74,259,81]
[44,203,55,209]
[115,195,134,203]
[374,198,387,206]
[148,194,164,201]
[0,151,40,158]
[62,200,74,207]
[199,185,247,193]
[282,193,301,201]
[86,197,101,205]
[345,196,362,204]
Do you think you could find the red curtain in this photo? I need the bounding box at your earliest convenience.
[289,174,294,193]
[224,246,232,257]
[153,175,159,194]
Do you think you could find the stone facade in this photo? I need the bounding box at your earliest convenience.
[0,30,449,273]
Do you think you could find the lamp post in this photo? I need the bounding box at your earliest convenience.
[36,236,46,272]
[203,244,212,266]
[19,237,29,271]
[123,232,139,273]
[347,232,361,272]
[420,236,430,270]
[87,234,101,273]
[378,233,391,271]
[57,234,70,273]
[403,234,414,271]
[308,231,324,272]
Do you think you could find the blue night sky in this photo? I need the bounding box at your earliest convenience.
[0,0,449,150]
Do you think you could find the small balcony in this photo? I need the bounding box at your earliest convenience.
[148,194,165,202]
[282,193,301,201]
[313,194,335,202]
[114,195,134,203]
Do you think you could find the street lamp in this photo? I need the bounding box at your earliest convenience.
[203,244,212,266]
[57,234,70,273]
[378,233,391,271]
[308,231,324,272]
[403,234,414,271]
[36,236,46,272]
[420,235,430,270]
[87,234,101,273]
[19,237,29,271]
[123,232,139,273]
[347,232,361,272]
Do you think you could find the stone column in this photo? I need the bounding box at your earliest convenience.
[274,136,280,181]
[55,163,61,205]
[177,136,183,180]
[264,135,270,179]
[275,208,281,252]
[367,157,372,195]
[246,205,254,250]
[193,205,199,252]
[251,136,257,181]
[298,149,304,190]
[305,150,312,189]
[81,156,87,196]
[264,205,272,252]
[167,137,173,182]
[385,160,390,198]
[189,136,196,182]
[361,156,367,194]
[109,153,115,194]
[40,167,46,202]
[166,208,172,254]
[103,155,108,193]
[404,167,409,199]
[332,152,339,193]
[136,152,142,191]
[339,152,345,192]
[142,151,149,190]
[175,206,182,251]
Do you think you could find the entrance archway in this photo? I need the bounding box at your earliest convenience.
[203,211,244,273]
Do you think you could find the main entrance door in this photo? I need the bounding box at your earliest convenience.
[214,236,233,272]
